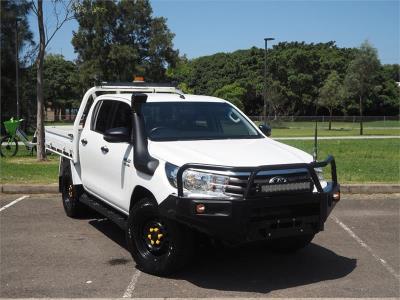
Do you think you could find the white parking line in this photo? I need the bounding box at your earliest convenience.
[122,269,141,298]
[0,195,29,212]
[331,215,400,281]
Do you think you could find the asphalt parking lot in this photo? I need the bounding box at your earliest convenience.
[1,193,399,298]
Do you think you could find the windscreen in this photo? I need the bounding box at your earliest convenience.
[142,102,261,141]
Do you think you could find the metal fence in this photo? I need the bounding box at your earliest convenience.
[249,115,400,129]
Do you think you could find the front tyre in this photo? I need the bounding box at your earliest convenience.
[126,198,194,276]
[0,136,18,157]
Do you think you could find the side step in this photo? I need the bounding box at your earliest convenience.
[80,193,127,230]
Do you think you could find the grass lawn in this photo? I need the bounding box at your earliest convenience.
[283,139,400,183]
[254,120,400,137]
[0,149,59,184]
[1,139,399,185]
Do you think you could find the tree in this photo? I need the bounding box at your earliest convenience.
[319,71,343,130]
[43,55,79,120]
[213,83,246,110]
[30,0,75,160]
[1,0,34,125]
[72,0,178,88]
[344,41,381,135]
[375,64,400,115]
[167,42,358,116]
[267,80,287,119]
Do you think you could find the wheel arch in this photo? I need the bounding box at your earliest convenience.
[129,185,157,212]
[59,157,82,192]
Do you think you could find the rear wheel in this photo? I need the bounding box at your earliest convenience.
[61,161,85,217]
[126,198,194,276]
[0,136,18,157]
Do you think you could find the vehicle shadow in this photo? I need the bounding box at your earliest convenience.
[88,218,128,250]
[88,217,356,294]
[175,242,357,294]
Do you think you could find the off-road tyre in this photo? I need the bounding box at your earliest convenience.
[268,234,315,253]
[60,160,85,218]
[126,197,194,276]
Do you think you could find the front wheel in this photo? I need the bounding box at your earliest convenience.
[0,136,18,157]
[126,198,194,276]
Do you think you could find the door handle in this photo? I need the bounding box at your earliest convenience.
[101,146,109,153]
[81,138,88,146]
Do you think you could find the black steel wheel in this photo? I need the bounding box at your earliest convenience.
[126,197,194,276]
[0,136,18,157]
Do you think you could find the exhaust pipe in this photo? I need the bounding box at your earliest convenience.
[131,93,159,176]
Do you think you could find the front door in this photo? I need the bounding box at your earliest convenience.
[79,99,134,212]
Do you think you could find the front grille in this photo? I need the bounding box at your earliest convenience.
[224,174,249,197]
[224,169,313,198]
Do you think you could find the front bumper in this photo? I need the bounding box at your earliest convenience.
[159,183,339,243]
[159,156,340,243]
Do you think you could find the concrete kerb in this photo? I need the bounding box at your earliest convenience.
[1,183,399,194]
[340,184,400,194]
[1,184,58,194]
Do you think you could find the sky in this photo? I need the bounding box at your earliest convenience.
[28,0,400,64]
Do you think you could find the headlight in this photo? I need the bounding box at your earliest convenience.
[183,170,230,198]
[314,168,324,182]
[165,162,231,198]
[165,162,179,188]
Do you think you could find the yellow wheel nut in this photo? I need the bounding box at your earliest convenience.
[149,228,154,232]
[154,228,159,232]
[147,234,152,240]
[150,240,154,245]
[158,234,163,239]
[155,240,160,245]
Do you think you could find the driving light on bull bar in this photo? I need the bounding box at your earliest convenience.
[262,181,311,193]
[183,170,230,198]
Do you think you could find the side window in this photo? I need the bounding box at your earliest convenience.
[91,100,116,134]
[110,102,132,131]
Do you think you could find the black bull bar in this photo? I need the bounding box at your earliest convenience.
[176,155,338,198]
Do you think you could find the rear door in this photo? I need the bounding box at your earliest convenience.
[79,99,134,212]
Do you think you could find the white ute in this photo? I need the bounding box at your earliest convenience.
[45,82,340,275]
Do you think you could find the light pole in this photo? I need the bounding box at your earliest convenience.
[15,18,20,119]
[263,37,274,126]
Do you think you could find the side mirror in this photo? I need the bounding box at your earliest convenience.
[103,127,130,143]
[259,124,272,137]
